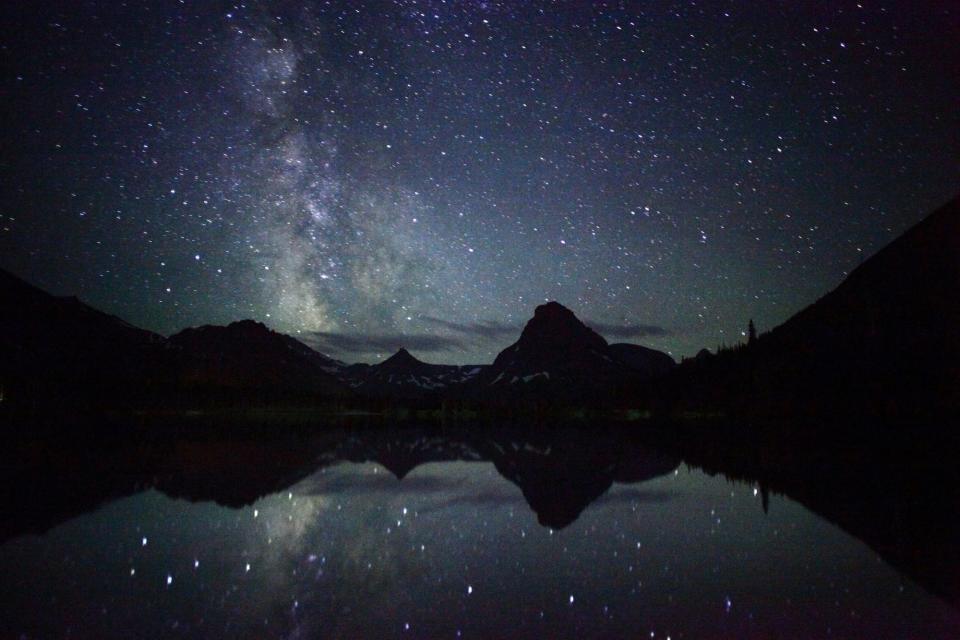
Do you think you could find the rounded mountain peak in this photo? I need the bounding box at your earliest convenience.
[227,319,270,333]
[533,301,577,320]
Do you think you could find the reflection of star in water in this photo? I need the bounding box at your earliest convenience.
[2,432,957,639]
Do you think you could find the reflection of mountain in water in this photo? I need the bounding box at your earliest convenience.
[2,424,958,610]
[330,429,680,529]
[0,427,679,543]
[661,425,960,610]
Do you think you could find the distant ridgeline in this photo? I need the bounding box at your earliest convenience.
[1,195,958,422]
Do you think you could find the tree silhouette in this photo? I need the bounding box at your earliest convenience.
[748,319,757,345]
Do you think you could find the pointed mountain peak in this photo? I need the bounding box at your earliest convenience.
[381,347,422,368]
[479,301,616,388]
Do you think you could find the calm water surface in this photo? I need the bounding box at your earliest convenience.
[1,428,958,639]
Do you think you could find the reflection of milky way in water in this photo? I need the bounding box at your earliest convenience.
[1,461,958,639]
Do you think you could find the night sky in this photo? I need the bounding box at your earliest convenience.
[1,1,957,363]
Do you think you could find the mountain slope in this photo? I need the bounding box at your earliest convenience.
[660,194,960,419]
[0,268,165,408]
[608,343,676,378]
[168,320,347,395]
[343,347,484,399]
[766,194,960,416]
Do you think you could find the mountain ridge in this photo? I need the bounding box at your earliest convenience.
[167,319,347,394]
[652,193,960,419]
[2,195,957,418]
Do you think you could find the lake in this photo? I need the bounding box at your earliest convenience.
[1,424,958,638]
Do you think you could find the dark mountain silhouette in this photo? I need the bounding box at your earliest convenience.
[3,192,958,418]
[471,301,673,403]
[168,320,347,395]
[0,268,165,409]
[654,194,960,419]
[342,347,485,399]
[608,342,676,377]
[379,347,421,369]
[0,268,354,408]
[759,193,960,416]
[486,302,609,382]
[0,426,679,543]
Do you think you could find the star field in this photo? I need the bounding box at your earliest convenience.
[2,461,956,638]
[1,1,957,362]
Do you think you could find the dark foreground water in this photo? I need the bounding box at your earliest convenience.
[1,425,958,639]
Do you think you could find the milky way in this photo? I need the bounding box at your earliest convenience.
[1,1,957,362]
